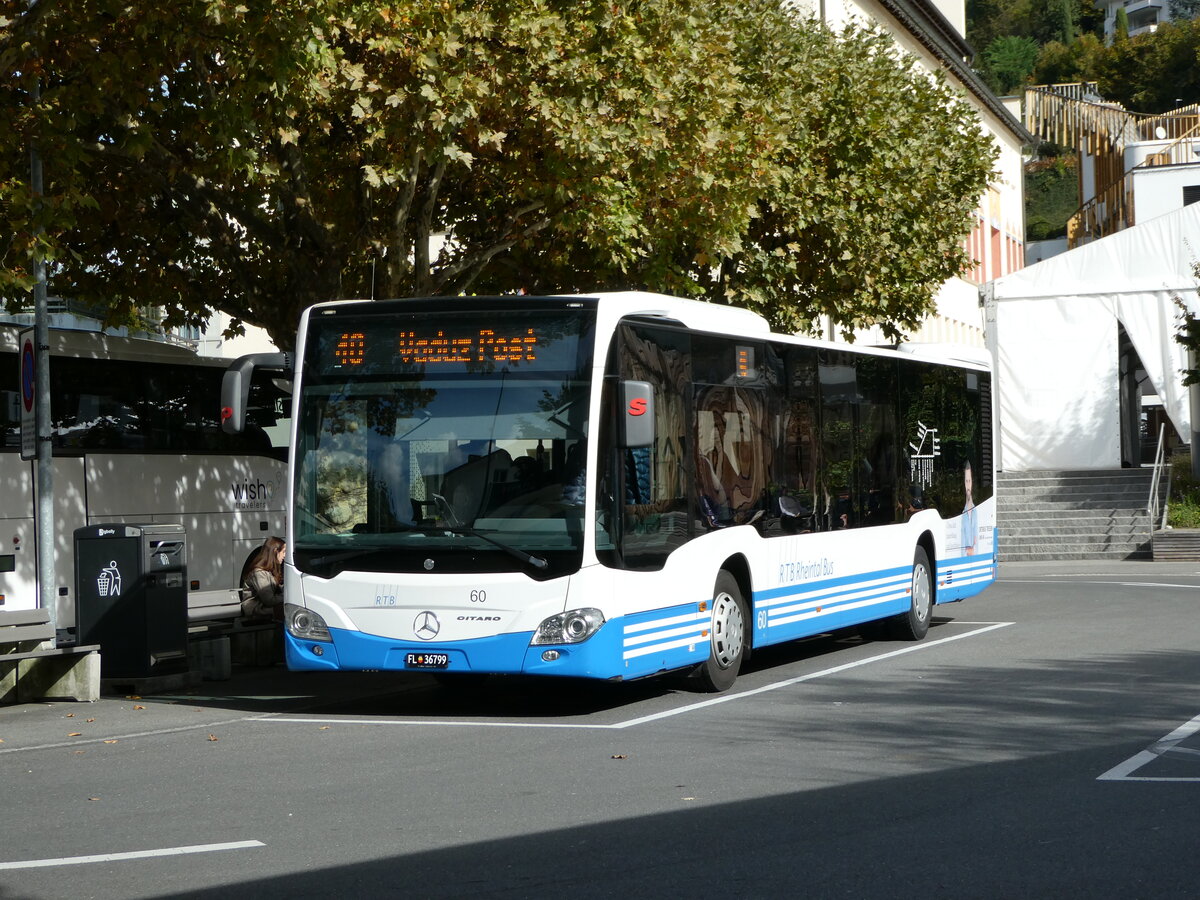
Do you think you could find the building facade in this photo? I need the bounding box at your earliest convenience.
[1094,0,1180,39]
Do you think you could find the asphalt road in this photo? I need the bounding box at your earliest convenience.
[2,560,1200,899]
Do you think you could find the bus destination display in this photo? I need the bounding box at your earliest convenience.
[331,326,538,368]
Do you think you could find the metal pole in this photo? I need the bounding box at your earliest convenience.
[30,73,56,639]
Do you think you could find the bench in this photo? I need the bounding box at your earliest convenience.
[1,609,100,704]
[187,591,281,675]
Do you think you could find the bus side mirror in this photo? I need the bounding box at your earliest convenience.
[221,352,291,434]
[619,380,654,448]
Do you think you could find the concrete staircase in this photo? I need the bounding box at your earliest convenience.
[996,469,1166,561]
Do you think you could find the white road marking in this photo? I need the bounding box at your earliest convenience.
[0,717,267,756]
[614,622,1013,729]
[252,622,1013,731]
[1003,580,1200,589]
[1098,712,1200,782]
[0,840,264,871]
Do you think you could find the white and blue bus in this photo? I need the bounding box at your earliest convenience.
[225,292,995,691]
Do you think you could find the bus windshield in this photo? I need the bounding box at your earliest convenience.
[293,304,596,579]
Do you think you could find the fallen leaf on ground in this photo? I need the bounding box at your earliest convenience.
[66,713,75,718]
[611,754,628,760]
[103,740,118,744]
[88,797,99,801]
[207,734,219,742]
[133,705,145,710]
[86,718,95,723]
[68,732,82,737]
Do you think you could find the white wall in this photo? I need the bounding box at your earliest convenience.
[1131,164,1200,224]
[1026,238,1069,266]
[194,312,279,359]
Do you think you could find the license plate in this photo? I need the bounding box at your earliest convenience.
[405,652,450,669]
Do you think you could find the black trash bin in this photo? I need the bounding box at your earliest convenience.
[74,524,188,679]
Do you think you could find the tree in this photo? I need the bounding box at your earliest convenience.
[1024,154,1079,241]
[1169,0,1200,19]
[1115,7,1130,42]
[1,0,996,347]
[1098,18,1200,111]
[982,35,1041,93]
[682,21,997,339]
[1031,33,1107,85]
[1173,263,1200,388]
[967,0,1099,50]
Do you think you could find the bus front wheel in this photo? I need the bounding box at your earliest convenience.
[697,570,748,692]
[889,546,933,640]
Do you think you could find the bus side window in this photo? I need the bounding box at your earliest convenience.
[780,347,819,534]
[818,352,857,530]
[856,356,900,527]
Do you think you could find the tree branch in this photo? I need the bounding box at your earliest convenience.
[437,209,555,294]
[386,142,424,295]
[414,155,446,294]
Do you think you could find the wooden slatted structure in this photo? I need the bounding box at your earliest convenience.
[1024,84,1200,247]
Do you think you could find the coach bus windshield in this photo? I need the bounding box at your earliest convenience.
[293,304,596,579]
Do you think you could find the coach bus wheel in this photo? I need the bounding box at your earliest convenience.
[698,571,748,692]
[889,546,932,641]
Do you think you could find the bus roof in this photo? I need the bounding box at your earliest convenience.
[303,293,991,371]
[0,323,218,367]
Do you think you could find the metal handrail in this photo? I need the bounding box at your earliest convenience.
[1147,423,1168,531]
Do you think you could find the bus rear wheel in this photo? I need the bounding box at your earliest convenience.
[697,570,748,692]
[889,546,932,640]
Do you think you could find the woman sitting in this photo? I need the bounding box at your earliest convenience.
[241,536,285,620]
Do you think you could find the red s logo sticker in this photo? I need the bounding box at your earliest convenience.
[627,398,648,417]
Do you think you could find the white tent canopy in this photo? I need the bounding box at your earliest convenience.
[986,202,1200,471]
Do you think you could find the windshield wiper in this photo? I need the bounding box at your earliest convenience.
[303,547,393,573]
[431,493,548,570]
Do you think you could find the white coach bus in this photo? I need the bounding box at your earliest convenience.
[1,324,289,634]
[224,292,995,691]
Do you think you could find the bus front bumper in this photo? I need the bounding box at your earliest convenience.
[283,623,628,680]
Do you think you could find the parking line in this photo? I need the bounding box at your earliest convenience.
[0,840,264,871]
[253,621,1013,731]
[1098,712,1200,782]
[0,716,264,756]
[614,622,1013,728]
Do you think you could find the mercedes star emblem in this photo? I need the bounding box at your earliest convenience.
[414,611,441,640]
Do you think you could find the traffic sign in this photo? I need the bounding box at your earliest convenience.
[19,328,36,460]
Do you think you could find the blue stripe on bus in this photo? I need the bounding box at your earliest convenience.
[750,553,997,646]
[936,553,997,603]
[753,565,912,647]
[618,602,710,679]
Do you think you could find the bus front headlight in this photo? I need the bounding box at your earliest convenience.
[286,603,331,642]
[532,608,605,645]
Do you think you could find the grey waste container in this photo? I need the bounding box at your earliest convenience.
[74,523,188,679]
